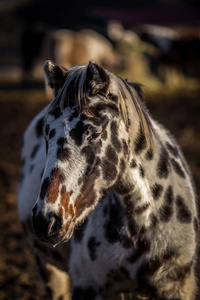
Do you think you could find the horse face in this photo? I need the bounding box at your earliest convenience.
[32,61,129,245]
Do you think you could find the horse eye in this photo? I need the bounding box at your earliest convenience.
[88,132,101,142]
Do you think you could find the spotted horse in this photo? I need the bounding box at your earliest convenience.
[18,60,199,300]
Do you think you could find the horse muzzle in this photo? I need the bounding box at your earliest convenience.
[31,207,74,246]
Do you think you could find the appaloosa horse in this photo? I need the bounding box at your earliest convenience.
[18,60,198,300]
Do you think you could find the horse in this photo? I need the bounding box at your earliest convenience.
[18,60,198,300]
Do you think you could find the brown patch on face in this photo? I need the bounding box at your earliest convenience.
[75,167,100,218]
[69,204,74,216]
[46,168,65,203]
[60,186,73,213]
[61,220,75,242]
[59,205,64,217]
[47,176,59,203]
[62,220,70,232]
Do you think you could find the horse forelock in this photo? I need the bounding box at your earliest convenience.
[49,65,87,112]
[48,65,155,147]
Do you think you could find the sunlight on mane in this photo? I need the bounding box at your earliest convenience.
[49,64,155,148]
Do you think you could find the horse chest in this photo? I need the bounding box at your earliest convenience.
[67,199,144,287]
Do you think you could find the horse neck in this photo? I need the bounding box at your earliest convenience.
[113,122,161,229]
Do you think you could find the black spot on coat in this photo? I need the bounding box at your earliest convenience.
[31,144,40,159]
[74,219,88,242]
[45,124,50,137]
[69,109,79,121]
[81,146,95,165]
[130,159,137,168]
[40,177,50,200]
[134,126,147,154]
[110,121,122,153]
[151,183,163,200]
[49,129,56,139]
[105,145,118,165]
[114,180,135,195]
[120,235,134,249]
[29,164,34,173]
[102,158,117,182]
[57,137,67,147]
[36,117,44,137]
[194,217,199,235]
[166,142,179,157]
[104,195,123,244]
[50,167,65,183]
[171,158,185,179]
[157,147,170,179]
[49,106,62,119]
[145,148,153,160]
[122,139,129,156]
[57,147,71,162]
[139,165,145,178]
[87,237,101,261]
[176,195,192,224]
[159,185,174,222]
[69,121,88,146]
[127,236,151,263]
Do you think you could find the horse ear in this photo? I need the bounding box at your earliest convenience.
[43,60,67,96]
[86,60,109,96]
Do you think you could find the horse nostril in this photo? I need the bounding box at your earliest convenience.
[32,211,47,239]
[47,212,63,236]
[32,211,63,242]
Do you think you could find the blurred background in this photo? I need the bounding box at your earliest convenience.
[0,0,199,299]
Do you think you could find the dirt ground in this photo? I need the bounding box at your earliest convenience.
[0,4,200,300]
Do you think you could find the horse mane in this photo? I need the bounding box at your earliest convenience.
[49,65,155,148]
[118,78,156,148]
